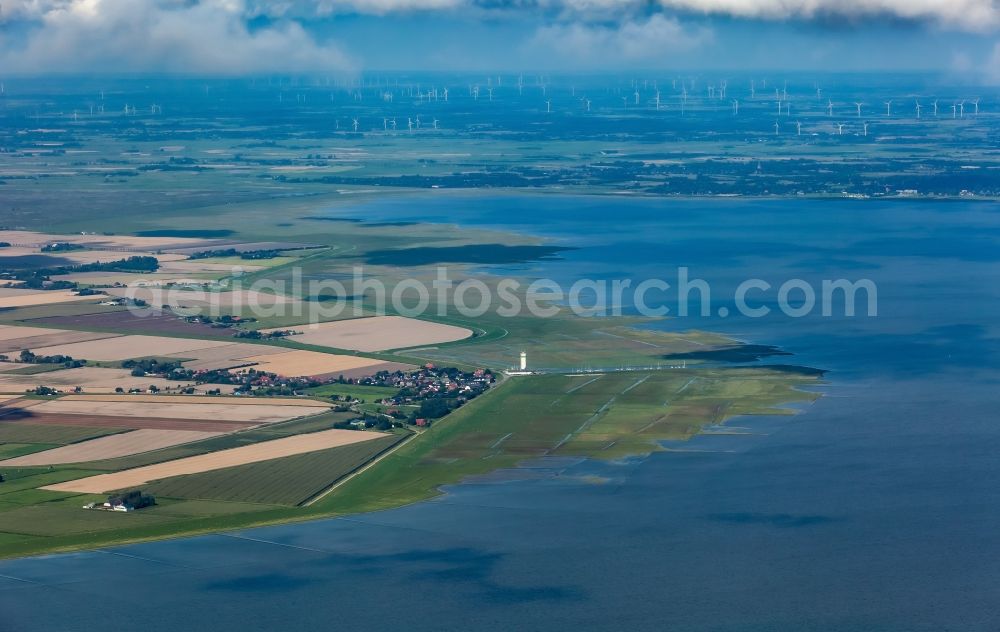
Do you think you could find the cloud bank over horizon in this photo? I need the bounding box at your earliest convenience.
[0,0,997,74]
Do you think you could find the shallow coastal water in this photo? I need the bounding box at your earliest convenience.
[2,196,998,631]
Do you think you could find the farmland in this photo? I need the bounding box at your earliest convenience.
[0,134,830,562]
[27,398,331,423]
[0,422,123,445]
[0,428,222,466]
[144,434,403,505]
[265,315,472,352]
[0,362,820,559]
[305,383,401,402]
[315,368,820,514]
[43,428,391,493]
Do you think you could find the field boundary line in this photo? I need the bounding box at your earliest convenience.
[301,432,413,507]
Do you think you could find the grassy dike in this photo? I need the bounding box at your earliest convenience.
[0,366,820,559]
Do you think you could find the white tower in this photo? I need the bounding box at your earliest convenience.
[519,351,527,371]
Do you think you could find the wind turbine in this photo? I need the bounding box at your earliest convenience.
[863,122,869,137]
[796,121,802,136]
[391,117,397,130]
[383,117,388,131]
[774,121,780,135]
[432,118,438,130]
[959,100,966,118]
[884,100,892,117]
[546,99,552,113]
[828,100,834,117]
[407,117,413,132]
[634,89,639,105]
[973,98,980,115]
[443,88,448,102]
[655,91,661,110]
[585,98,591,112]
[952,103,958,119]
[854,102,863,118]
[750,80,756,99]
[915,101,922,119]
[933,100,939,116]
[732,99,739,115]
[352,118,359,132]
[487,88,493,101]
[837,123,844,135]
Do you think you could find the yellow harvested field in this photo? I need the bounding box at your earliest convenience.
[0,290,98,309]
[0,428,222,466]
[43,429,387,494]
[163,342,286,368]
[31,335,232,361]
[0,325,73,341]
[266,315,472,352]
[0,288,49,298]
[155,260,267,274]
[58,394,327,406]
[0,230,215,251]
[0,330,121,354]
[239,349,386,377]
[28,398,330,422]
[0,366,197,394]
[51,272,217,286]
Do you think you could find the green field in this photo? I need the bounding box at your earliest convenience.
[145,434,403,505]
[305,383,400,402]
[0,424,123,445]
[0,443,57,460]
[1,364,68,375]
[72,411,357,472]
[314,369,819,515]
[0,365,820,559]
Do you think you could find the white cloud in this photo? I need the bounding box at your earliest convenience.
[0,0,355,73]
[245,0,464,17]
[526,14,712,65]
[656,0,1000,32]
[986,42,1000,83]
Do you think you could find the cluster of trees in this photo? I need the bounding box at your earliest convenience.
[41,242,84,252]
[233,329,291,340]
[189,248,282,260]
[5,256,159,290]
[122,358,184,378]
[185,314,259,330]
[16,349,85,368]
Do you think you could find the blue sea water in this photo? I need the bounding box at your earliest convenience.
[1,196,998,631]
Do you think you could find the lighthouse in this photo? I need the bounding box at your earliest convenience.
[519,351,527,371]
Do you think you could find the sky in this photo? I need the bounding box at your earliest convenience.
[0,1,999,80]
